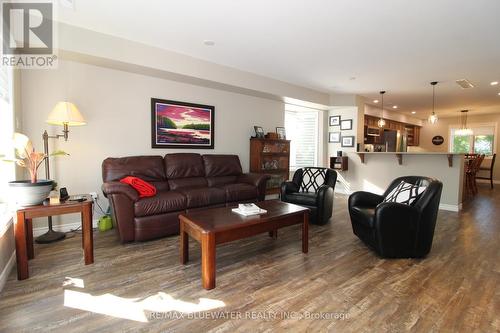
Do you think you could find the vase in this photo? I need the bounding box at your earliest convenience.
[8,180,54,206]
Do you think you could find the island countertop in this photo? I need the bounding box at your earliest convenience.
[339,151,465,211]
[348,151,464,167]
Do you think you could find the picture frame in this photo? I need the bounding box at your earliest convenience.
[151,98,214,149]
[341,136,355,147]
[340,119,353,130]
[329,115,341,126]
[254,126,265,138]
[328,132,340,143]
[276,127,286,139]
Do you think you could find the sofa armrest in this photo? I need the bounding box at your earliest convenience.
[102,181,139,202]
[374,202,421,257]
[348,191,384,209]
[280,180,299,200]
[238,173,270,201]
[315,185,334,225]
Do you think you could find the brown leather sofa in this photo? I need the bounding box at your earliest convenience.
[102,153,269,242]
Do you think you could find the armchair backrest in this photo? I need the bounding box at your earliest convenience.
[383,175,443,255]
[292,167,338,193]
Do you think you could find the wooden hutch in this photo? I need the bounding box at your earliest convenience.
[250,137,291,195]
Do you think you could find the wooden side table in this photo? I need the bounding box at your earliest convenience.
[15,198,94,280]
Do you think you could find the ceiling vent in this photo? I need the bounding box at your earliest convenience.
[456,79,475,89]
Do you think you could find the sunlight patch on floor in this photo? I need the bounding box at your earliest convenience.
[63,289,226,322]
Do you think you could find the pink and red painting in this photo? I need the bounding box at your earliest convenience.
[151,98,214,149]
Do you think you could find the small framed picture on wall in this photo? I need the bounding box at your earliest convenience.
[329,115,341,126]
[329,132,340,143]
[340,119,353,130]
[341,136,355,147]
[328,116,340,126]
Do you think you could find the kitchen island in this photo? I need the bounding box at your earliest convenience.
[338,152,465,211]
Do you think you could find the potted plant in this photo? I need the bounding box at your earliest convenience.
[3,133,67,206]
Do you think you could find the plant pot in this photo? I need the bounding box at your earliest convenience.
[8,180,53,206]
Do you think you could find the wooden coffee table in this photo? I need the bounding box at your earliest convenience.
[179,200,309,290]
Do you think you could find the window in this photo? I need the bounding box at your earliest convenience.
[285,105,319,170]
[0,65,15,211]
[450,124,496,155]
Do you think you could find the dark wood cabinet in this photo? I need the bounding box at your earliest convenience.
[364,115,421,146]
[250,138,291,195]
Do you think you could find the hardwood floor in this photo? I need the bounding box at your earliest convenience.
[1,186,499,332]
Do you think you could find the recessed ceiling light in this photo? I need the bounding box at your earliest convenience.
[491,81,499,86]
[203,40,215,46]
[411,111,416,114]
[392,105,398,109]
[498,92,500,95]
[373,99,379,103]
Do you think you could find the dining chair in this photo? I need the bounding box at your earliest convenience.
[466,154,485,196]
[476,153,496,189]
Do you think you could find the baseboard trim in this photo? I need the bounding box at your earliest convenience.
[33,219,99,237]
[439,203,461,212]
[0,251,16,293]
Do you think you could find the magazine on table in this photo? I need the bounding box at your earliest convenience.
[231,203,267,216]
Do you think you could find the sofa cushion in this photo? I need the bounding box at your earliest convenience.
[168,177,208,190]
[102,156,166,183]
[206,176,238,187]
[218,183,258,202]
[178,187,226,208]
[165,153,205,179]
[202,155,243,177]
[134,191,186,217]
[284,192,317,207]
[350,206,376,228]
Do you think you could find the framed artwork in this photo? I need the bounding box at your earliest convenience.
[151,98,214,149]
[329,132,340,143]
[341,136,355,147]
[254,126,265,138]
[329,115,341,126]
[340,119,353,130]
[276,127,286,139]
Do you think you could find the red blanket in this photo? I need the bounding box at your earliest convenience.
[120,176,156,198]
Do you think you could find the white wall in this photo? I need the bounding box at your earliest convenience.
[327,107,359,158]
[364,104,423,127]
[21,60,284,228]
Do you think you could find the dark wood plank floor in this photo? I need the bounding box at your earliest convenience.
[1,186,499,332]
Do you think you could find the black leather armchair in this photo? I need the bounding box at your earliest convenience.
[348,176,443,258]
[281,167,338,225]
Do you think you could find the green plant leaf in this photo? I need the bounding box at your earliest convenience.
[50,150,69,156]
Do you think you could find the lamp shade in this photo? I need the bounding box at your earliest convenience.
[46,102,86,126]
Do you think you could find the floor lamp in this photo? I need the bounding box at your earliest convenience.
[36,101,86,244]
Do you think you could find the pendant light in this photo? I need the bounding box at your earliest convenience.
[428,81,438,124]
[456,110,473,136]
[377,91,386,128]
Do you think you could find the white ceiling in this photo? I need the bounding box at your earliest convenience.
[57,0,500,119]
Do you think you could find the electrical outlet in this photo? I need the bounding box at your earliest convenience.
[90,192,98,200]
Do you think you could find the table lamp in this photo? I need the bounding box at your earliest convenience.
[36,102,86,244]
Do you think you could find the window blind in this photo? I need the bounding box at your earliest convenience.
[285,107,319,170]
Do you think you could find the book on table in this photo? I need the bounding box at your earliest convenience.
[231,203,267,216]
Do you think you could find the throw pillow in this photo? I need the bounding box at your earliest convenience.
[383,181,426,205]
